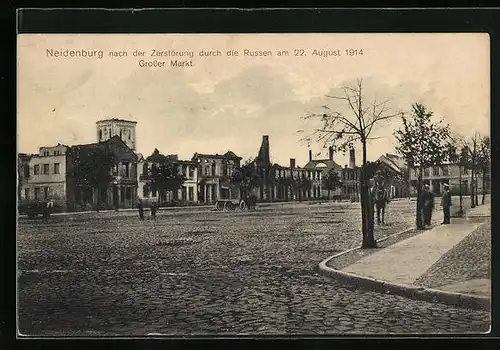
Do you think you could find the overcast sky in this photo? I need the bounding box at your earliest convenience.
[18,33,490,167]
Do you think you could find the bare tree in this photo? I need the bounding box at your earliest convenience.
[478,135,490,205]
[463,133,482,208]
[230,158,262,200]
[446,133,466,216]
[323,168,343,200]
[394,103,453,229]
[301,78,400,248]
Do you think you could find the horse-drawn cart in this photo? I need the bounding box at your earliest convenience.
[19,199,55,218]
[213,196,257,211]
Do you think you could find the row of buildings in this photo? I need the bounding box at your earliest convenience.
[18,118,489,211]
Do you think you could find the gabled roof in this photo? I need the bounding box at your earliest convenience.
[18,153,32,161]
[97,118,137,124]
[70,142,100,152]
[39,143,69,149]
[145,149,178,163]
[304,159,342,170]
[71,135,126,149]
[144,149,198,164]
[272,163,313,171]
[70,135,137,161]
[376,154,405,174]
[224,151,241,159]
[384,153,407,169]
[192,151,242,161]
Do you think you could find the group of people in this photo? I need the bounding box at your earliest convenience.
[133,183,452,226]
[136,199,158,221]
[419,183,452,227]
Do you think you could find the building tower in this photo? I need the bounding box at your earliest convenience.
[96,118,137,151]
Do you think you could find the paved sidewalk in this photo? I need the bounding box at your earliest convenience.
[342,219,482,285]
[466,203,490,218]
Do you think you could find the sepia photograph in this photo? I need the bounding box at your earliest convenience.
[17,33,491,336]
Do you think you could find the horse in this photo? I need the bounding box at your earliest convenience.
[371,185,389,224]
[240,194,257,210]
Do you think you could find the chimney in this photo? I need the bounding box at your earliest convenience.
[309,150,312,162]
[259,135,270,165]
[290,158,296,170]
[329,146,334,161]
[349,148,356,168]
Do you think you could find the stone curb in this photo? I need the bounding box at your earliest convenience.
[318,229,491,312]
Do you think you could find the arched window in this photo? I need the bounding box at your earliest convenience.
[119,129,122,139]
[99,129,102,140]
[211,162,217,176]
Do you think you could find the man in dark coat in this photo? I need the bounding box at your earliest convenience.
[441,183,451,224]
[151,200,157,220]
[137,198,144,221]
[421,184,434,226]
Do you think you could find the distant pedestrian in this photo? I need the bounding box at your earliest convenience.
[420,184,434,227]
[441,183,451,225]
[137,199,144,221]
[151,201,157,220]
[43,200,53,218]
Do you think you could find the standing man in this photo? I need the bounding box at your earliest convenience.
[137,198,144,221]
[441,183,451,225]
[151,200,157,220]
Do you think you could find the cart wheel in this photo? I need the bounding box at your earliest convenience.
[239,200,247,210]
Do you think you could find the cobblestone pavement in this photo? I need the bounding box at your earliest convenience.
[17,200,490,336]
[414,217,491,289]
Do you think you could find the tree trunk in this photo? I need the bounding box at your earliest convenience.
[328,189,331,200]
[482,168,486,205]
[458,166,463,216]
[475,173,479,206]
[416,167,424,230]
[470,167,475,208]
[359,165,368,248]
[96,187,100,212]
[361,140,376,249]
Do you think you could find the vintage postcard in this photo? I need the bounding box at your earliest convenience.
[17,33,491,336]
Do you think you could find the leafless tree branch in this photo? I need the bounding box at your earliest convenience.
[325,95,349,101]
